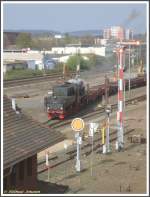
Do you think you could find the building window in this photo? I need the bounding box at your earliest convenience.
[19,161,24,181]
[10,165,16,188]
[27,157,32,176]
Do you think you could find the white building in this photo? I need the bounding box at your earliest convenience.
[51,46,106,56]
[125,29,133,40]
[53,55,89,63]
[3,60,28,75]
[103,28,111,39]
[103,26,125,40]
[54,34,63,39]
[94,38,108,46]
[110,26,125,40]
[3,52,44,70]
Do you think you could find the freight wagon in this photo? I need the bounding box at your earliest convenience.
[44,75,146,120]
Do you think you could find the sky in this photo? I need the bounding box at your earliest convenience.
[2,2,148,33]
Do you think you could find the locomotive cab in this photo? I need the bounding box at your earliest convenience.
[47,83,76,119]
[46,78,87,120]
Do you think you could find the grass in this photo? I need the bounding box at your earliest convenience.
[4,68,63,80]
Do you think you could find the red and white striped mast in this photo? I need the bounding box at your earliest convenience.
[116,47,124,151]
[115,40,140,151]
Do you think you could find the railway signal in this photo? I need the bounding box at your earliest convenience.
[71,118,84,132]
[105,105,112,153]
[45,151,50,181]
[114,41,141,151]
[75,133,82,172]
[116,48,125,151]
[71,118,84,172]
[101,126,105,145]
[117,40,141,98]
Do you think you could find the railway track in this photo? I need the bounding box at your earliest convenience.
[4,71,76,88]
[37,128,135,174]
[38,94,146,174]
[47,94,146,129]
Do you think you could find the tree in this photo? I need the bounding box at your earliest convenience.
[66,55,90,70]
[16,33,32,48]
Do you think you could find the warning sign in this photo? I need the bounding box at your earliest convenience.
[71,118,84,132]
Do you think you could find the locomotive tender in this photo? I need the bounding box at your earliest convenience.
[44,75,146,120]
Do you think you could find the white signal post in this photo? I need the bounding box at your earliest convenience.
[71,118,84,172]
[45,152,50,181]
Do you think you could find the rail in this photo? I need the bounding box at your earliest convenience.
[47,94,146,129]
[38,94,146,174]
[4,71,77,87]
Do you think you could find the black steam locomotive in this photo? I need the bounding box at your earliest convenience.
[45,78,88,120]
[44,75,146,120]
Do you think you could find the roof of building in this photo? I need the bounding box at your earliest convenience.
[4,60,27,65]
[3,52,43,61]
[3,95,65,169]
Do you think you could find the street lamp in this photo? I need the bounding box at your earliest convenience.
[136,41,140,66]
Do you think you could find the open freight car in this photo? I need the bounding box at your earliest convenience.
[44,75,146,120]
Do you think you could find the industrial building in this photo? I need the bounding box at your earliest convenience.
[3,60,28,74]
[103,26,133,41]
[3,52,56,72]
[103,28,112,40]
[51,46,106,56]
[3,96,64,192]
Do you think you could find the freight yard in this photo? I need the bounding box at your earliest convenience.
[3,63,147,194]
[38,100,147,194]
[2,1,148,196]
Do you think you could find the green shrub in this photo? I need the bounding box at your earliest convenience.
[5,69,43,80]
[66,55,92,71]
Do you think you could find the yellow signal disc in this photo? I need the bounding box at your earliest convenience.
[71,118,85,132]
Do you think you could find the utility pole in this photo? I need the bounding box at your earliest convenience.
[105,75,109,106]
[63,63,67,79]
[76,48,80,78]
[128,44,131,98]
[104,75,111,153]
[75,132,82,172]
[105,106,111,153]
